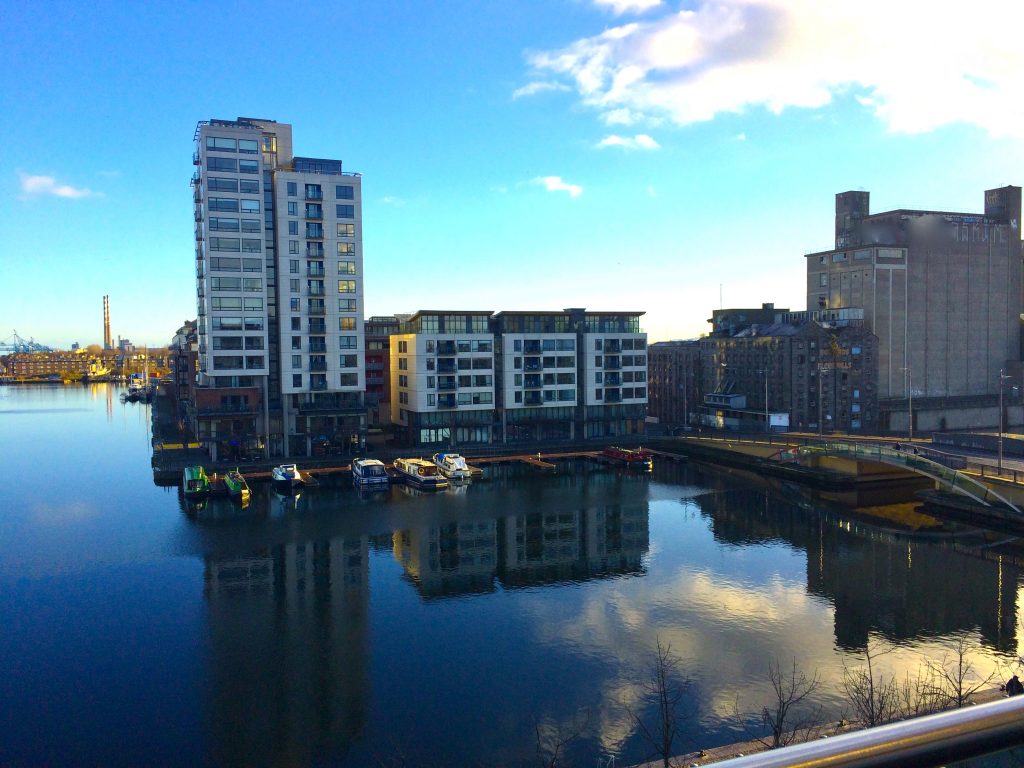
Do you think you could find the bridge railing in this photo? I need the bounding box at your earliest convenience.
[797,441,1023,517]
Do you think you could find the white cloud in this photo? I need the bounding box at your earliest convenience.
[527,0,1024,138]
[381,195,405,206]
[512,80,571,99]
[19,172,98,199]
[593,0,662,15]
[735,132,747,141]
[595,133,661,150]
[533,175,583,198]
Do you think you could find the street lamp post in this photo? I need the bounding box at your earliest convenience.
[758,368,769,434]
[999,368,1010,472]
[902,366,913,443]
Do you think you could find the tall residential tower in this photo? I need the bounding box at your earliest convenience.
[192,118,365,459]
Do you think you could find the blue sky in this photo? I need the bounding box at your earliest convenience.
[2,0,1022,348]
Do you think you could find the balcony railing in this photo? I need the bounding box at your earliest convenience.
[438,381,457,391]
[437,342,456,355]
[603,341,622,354]
[524,343,542,354]
[307,268,325,277]
[304,191,323,200]
[437,396,457,408]
[306,245,324,258]
[603,358,622,370]
[193,152,200,165]
[308,342,327,353]
[195,403,260,416]
[310,380,328,391]
[308,322,326,334]
[524,394,543,406]
[309,361,327,372]
[437,362,457,373]
[307,305,325,316]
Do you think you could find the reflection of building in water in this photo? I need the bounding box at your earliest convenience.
[696,486,1019,653]
[392,521,498,597]
[204,536,369,765]
[498,505,649,587]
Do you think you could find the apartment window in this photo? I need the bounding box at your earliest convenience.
[337,204,354,218]
[340,373,358,387]
[240,199,259,213]
[209,216,239,232]
[213,356,243,370]
[241,238,261,253]
[306,223,323,238]
[819,273,827,287]
[291,336,302,350]
[207,177,237,192]
[243,297,262,311]
[238,179,259,193]
[207,157,236,172]
[290,355,301,369]
[244,356,264,369]
[338,299,357,312]
[244,336,263,350]
[339,317,356,331]
[211,277,241,291]
[287,182,297,196]
[289,279,299,292]
[595,355,602,366]
[595,389,603,400]
[398,374,408,387]
[289,240,299,254]
[243,317,263,331]
[337,223,354,237]
[513,340,522,351]
[206,136,236,151]
[305,184,322,199]
[238,139,259,154]
[338,260,356,274]
[242,278,262,291]
[514,391,522,403]
[290,317,300,330]
[207,197,239,212]
[209,257,241,271]
[241,218,260,232]
[398,341,407,353]
[238,159,258,174]
[595,372,603,383]
[292,374,302,388]
[212,337,242,350]
[427,394,436,406]
[212,316,242,331]
[288,221,298,236]
[336,185,354,199]
[340,354,357,368]
[514,374,522,386]
[287,201,298,216]
[338,280,356,293]
[427,376,435,388]
[339,336,357,349]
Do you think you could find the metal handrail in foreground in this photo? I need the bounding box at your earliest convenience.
[710,694,1024,768]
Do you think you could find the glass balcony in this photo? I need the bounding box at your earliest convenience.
[437,395,457,408]
[304,190,323,201]
[438,380,457,391]
[306,244,324,258]
[437,361,457,373]
[309,359,327,372]
[308,321,326,334]
[307,303,325,316]
[603,340,622,354]
[437,342,456,355]
[603,357,622,370]
[524,394,543,406]
[524,376,542,388]
[308,342,327,353]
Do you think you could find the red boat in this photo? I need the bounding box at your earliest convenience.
[602,446,653,471]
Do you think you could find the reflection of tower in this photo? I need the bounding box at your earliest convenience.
[204,535,370,765]
[392,521,498,597]
[102,295,111,350]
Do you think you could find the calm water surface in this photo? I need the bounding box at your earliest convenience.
[1,384,1021,766]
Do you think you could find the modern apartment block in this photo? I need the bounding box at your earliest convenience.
[648,339,702,431]
[492,309,648,442]
[805,187,1022,420]
[389,312,496,447]
[192,117,365,459]
[365,315,400,427]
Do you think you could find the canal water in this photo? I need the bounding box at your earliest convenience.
[2,383,1021,767]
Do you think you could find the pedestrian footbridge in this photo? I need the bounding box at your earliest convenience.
[772,440,1023,517]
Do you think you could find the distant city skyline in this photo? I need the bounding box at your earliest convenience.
[2,0,1022,349]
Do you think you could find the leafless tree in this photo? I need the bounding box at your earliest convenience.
[626,637,696,768]
[925,633,996,710]
[841,642,903,727]
[533,709,592,768]
[759,658,823,749]
[895,664,942,719]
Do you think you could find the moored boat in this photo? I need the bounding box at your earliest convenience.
[182,466,211,499]
[393,457,448,490]
[432,452,471,481]
[351,458,390,488]
[223,469,251,505]
[271,463,304,492]
[602,445,653,471]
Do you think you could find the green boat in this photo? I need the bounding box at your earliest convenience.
[223,469,251,506]
[182,466,210,499]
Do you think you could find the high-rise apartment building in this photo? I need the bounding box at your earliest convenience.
[192,117,365,459]
[805,187,1021,414]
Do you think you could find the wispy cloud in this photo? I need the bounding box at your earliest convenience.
[593,0,662,15]
[512,80,572,100]
[595,133,660,150]
[735,132,747,141]
[527,0,1024,137]
[533,176,583,198]
[381,195,405,206]
[19,172,98,199]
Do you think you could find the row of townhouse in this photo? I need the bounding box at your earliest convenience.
[389,309,649,448]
